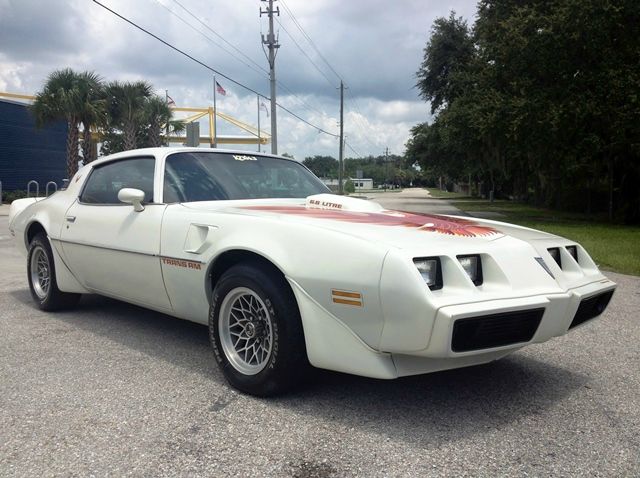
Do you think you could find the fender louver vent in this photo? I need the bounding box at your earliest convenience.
[569,290,614,329]
[452,309,545,352]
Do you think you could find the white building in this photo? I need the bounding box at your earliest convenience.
[321,178,374,191]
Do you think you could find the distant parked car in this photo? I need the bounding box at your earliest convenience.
[9,148,616,396]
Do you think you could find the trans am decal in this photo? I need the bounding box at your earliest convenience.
[242,206,498,237]
[161,256,203,270]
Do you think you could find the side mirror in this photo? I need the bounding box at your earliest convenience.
[118,188,145,212]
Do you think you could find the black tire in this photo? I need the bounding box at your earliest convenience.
[27,233,81,311]
[209,262,308,396]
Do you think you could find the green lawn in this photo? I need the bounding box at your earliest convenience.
[447,199,640,276]
[425,188,471,199]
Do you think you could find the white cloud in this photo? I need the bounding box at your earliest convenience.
[0,0,477,159]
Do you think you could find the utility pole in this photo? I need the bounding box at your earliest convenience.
[338,81,344,194]
[260,0,279,155]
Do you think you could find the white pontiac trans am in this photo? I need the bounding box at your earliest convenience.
[9,148,616,396]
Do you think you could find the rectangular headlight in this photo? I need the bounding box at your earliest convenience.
[413,257,442,290]
[566,245,578,262]
[547,247,562,268]
[457,254,483,286]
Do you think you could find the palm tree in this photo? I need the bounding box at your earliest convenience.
[106,80,153,150]
[144,95,172,147]
[76,71,106,164]
[143,95,186,147]
[31,69,83,178]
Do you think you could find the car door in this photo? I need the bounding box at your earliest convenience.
[60,156,172,312]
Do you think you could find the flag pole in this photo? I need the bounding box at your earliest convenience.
[212,76,217,148]
[257,94,261,153]
[165,89,170,146]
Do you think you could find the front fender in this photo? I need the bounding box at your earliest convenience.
[159,205,391,346]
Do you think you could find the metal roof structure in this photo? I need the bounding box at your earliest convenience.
[0,92,270,147]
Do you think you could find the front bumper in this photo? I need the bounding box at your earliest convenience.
[419,278,616,359]
[390,281,615,378]
[290,277,616,380]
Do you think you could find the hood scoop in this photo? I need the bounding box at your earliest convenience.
[305,194,384,213]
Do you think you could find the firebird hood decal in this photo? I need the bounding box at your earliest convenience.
[241,205,498,237]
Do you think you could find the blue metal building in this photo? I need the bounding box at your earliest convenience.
[0,98,67,191]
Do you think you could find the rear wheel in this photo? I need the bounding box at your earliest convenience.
[209,262,308,396]
[27,233,80,311]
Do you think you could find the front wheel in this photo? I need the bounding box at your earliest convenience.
[27,233,80,311]
[209,263,308,396]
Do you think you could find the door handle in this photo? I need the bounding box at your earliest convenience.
[65,216,76,223]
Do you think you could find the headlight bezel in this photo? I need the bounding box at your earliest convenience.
[547,247,562,268]
[566,245,578,263]
[456,254,483,286]
[413,257,443,291]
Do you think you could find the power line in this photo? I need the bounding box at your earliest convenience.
[91,0,338,138]
[93,0,261,94]
[170,0,269,76]
[345,140,362,158]
[162,0,328,119]
[259,1,377,155]
[274,16,335,89]
[344,88,379,151]
[151,0,268,79]
[280,105,338,137]
[242,3,326,118]
[279,0,343,82]
[276,82,328,118]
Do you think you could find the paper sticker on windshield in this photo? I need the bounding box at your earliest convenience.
[233,155,257,161]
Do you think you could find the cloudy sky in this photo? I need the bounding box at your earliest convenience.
[0,0,477,160]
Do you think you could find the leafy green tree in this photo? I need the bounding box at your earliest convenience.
[303,155,338,177]
[408,0,640,221]
[344,179,355,194]
[416,12,475,114]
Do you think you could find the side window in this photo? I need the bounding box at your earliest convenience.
[80,157,155,204]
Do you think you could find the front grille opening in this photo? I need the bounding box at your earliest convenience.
[569,290,614,329]
[452,308,545,352]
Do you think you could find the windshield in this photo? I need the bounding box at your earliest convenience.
[163,152,330,202]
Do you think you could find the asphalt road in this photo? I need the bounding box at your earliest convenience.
[363,188,467,216]
[1,199,639,477]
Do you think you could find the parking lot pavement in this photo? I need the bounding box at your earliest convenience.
[0,212,639,477]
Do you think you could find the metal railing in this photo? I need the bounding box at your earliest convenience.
[46,181,58,197]
[27,180,39,198]
[0,180,59,204]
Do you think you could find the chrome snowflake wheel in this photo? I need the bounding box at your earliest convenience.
[29,245,51,300]
[218,287,274,375]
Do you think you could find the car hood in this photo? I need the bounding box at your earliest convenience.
[181,194,558,250]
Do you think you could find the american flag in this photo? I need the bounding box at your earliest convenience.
[166,95,176,106]
[216,81,227,96]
